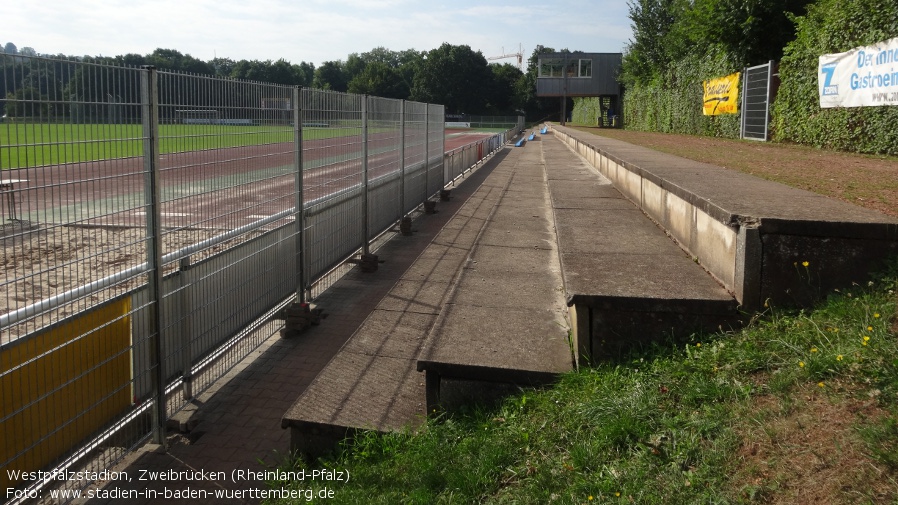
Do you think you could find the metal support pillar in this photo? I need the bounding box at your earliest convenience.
[424,106,430,202]
[140,65,167,448]
[293,87,306,303]
[399,100,406,219]
[362,96,370,255]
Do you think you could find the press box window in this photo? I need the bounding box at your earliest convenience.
[539,59,564,78]
[579,59,592,78]
[538,58,592,78]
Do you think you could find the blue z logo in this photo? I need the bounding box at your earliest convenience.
[821,63,838,96]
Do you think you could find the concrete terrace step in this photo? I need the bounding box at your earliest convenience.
[282,145,573,456]
[551,125,898,310]
[416,134,573,412]
[540,135,739,360]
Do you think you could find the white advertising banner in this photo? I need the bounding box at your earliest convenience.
[819,36,898,108]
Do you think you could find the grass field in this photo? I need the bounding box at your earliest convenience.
[0,123,363,170]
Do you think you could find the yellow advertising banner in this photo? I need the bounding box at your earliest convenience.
[1,298,132,490]
[703,72,741,115]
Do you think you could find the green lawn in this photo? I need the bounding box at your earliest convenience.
[0,123,363,170]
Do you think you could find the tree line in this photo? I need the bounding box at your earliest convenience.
[1,42,561,119]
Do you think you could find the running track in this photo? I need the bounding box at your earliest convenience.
[3,131,497,231]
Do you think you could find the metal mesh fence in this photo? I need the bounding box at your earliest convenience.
[402,101,428,216]
[1,53,508,503]
[366,96,403,240]
[301,88,365,286]
[444,115,521,129]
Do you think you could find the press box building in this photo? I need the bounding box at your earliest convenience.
[535,52,623,126]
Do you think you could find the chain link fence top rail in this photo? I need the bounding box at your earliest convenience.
[1,53,516,502]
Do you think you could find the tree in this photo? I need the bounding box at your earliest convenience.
[268,58,297,85]
[313,60,348,91]
[294,61,315,87]
[210,57,237,77]
[411,43,493,114]
[676,0,811,65]
[621,0,680,85]
[486,63,523,114]
[146,48,214,74]
[3,42,17,55]
[5,87,47,117]
[347,62,407,99]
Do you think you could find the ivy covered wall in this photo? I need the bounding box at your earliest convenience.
[771,0,898,154]
[587,0,898,154]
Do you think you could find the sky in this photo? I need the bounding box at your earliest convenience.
[4,0,633,67]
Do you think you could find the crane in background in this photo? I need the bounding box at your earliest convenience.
[487,44,525,70]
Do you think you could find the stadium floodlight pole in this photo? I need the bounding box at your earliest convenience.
[293,86,306,303]
[362,95,370,255]
[140,65,168,448]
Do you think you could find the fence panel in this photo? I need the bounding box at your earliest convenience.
[366,97,403,240]
[427,104,446,197]
[1,54,516,503]
[402,101,428,215]
[1,55,153,496]
[301,88,365,283]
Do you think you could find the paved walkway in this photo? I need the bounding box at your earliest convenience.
[79,144,519,504]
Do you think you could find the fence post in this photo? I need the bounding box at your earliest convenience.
[424,105,429,201]
[140,65,168,448]
[440,106,446,186]
[179,257,193,401]
[362,96,370,255]
[293,86,306,303]
[764,60,774,141]
[399,100,406,220]
[740,66,748,139]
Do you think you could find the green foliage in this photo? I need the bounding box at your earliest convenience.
[619,0,810,139]
[2,41,528,118]
[411,43,494,114]
[347,62,408,99]
[313,60,349,92]
[771,0,898,154]
[622,0,809,88]
[616,47,742,137]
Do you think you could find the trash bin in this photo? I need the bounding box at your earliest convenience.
[612,115,620,128]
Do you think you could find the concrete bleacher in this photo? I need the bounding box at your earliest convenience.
[283,127,898,456]
[416,130,573,412]
[283,137,576,456]
[539,135,739,360]
[550,124,898,311]
[549,124,898,360]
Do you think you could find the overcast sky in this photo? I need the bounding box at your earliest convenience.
[4,0,632,66]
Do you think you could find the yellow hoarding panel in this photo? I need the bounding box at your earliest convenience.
[703,72,741,115]
[1,299,131,490]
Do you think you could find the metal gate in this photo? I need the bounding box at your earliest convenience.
[740,61,776,141]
